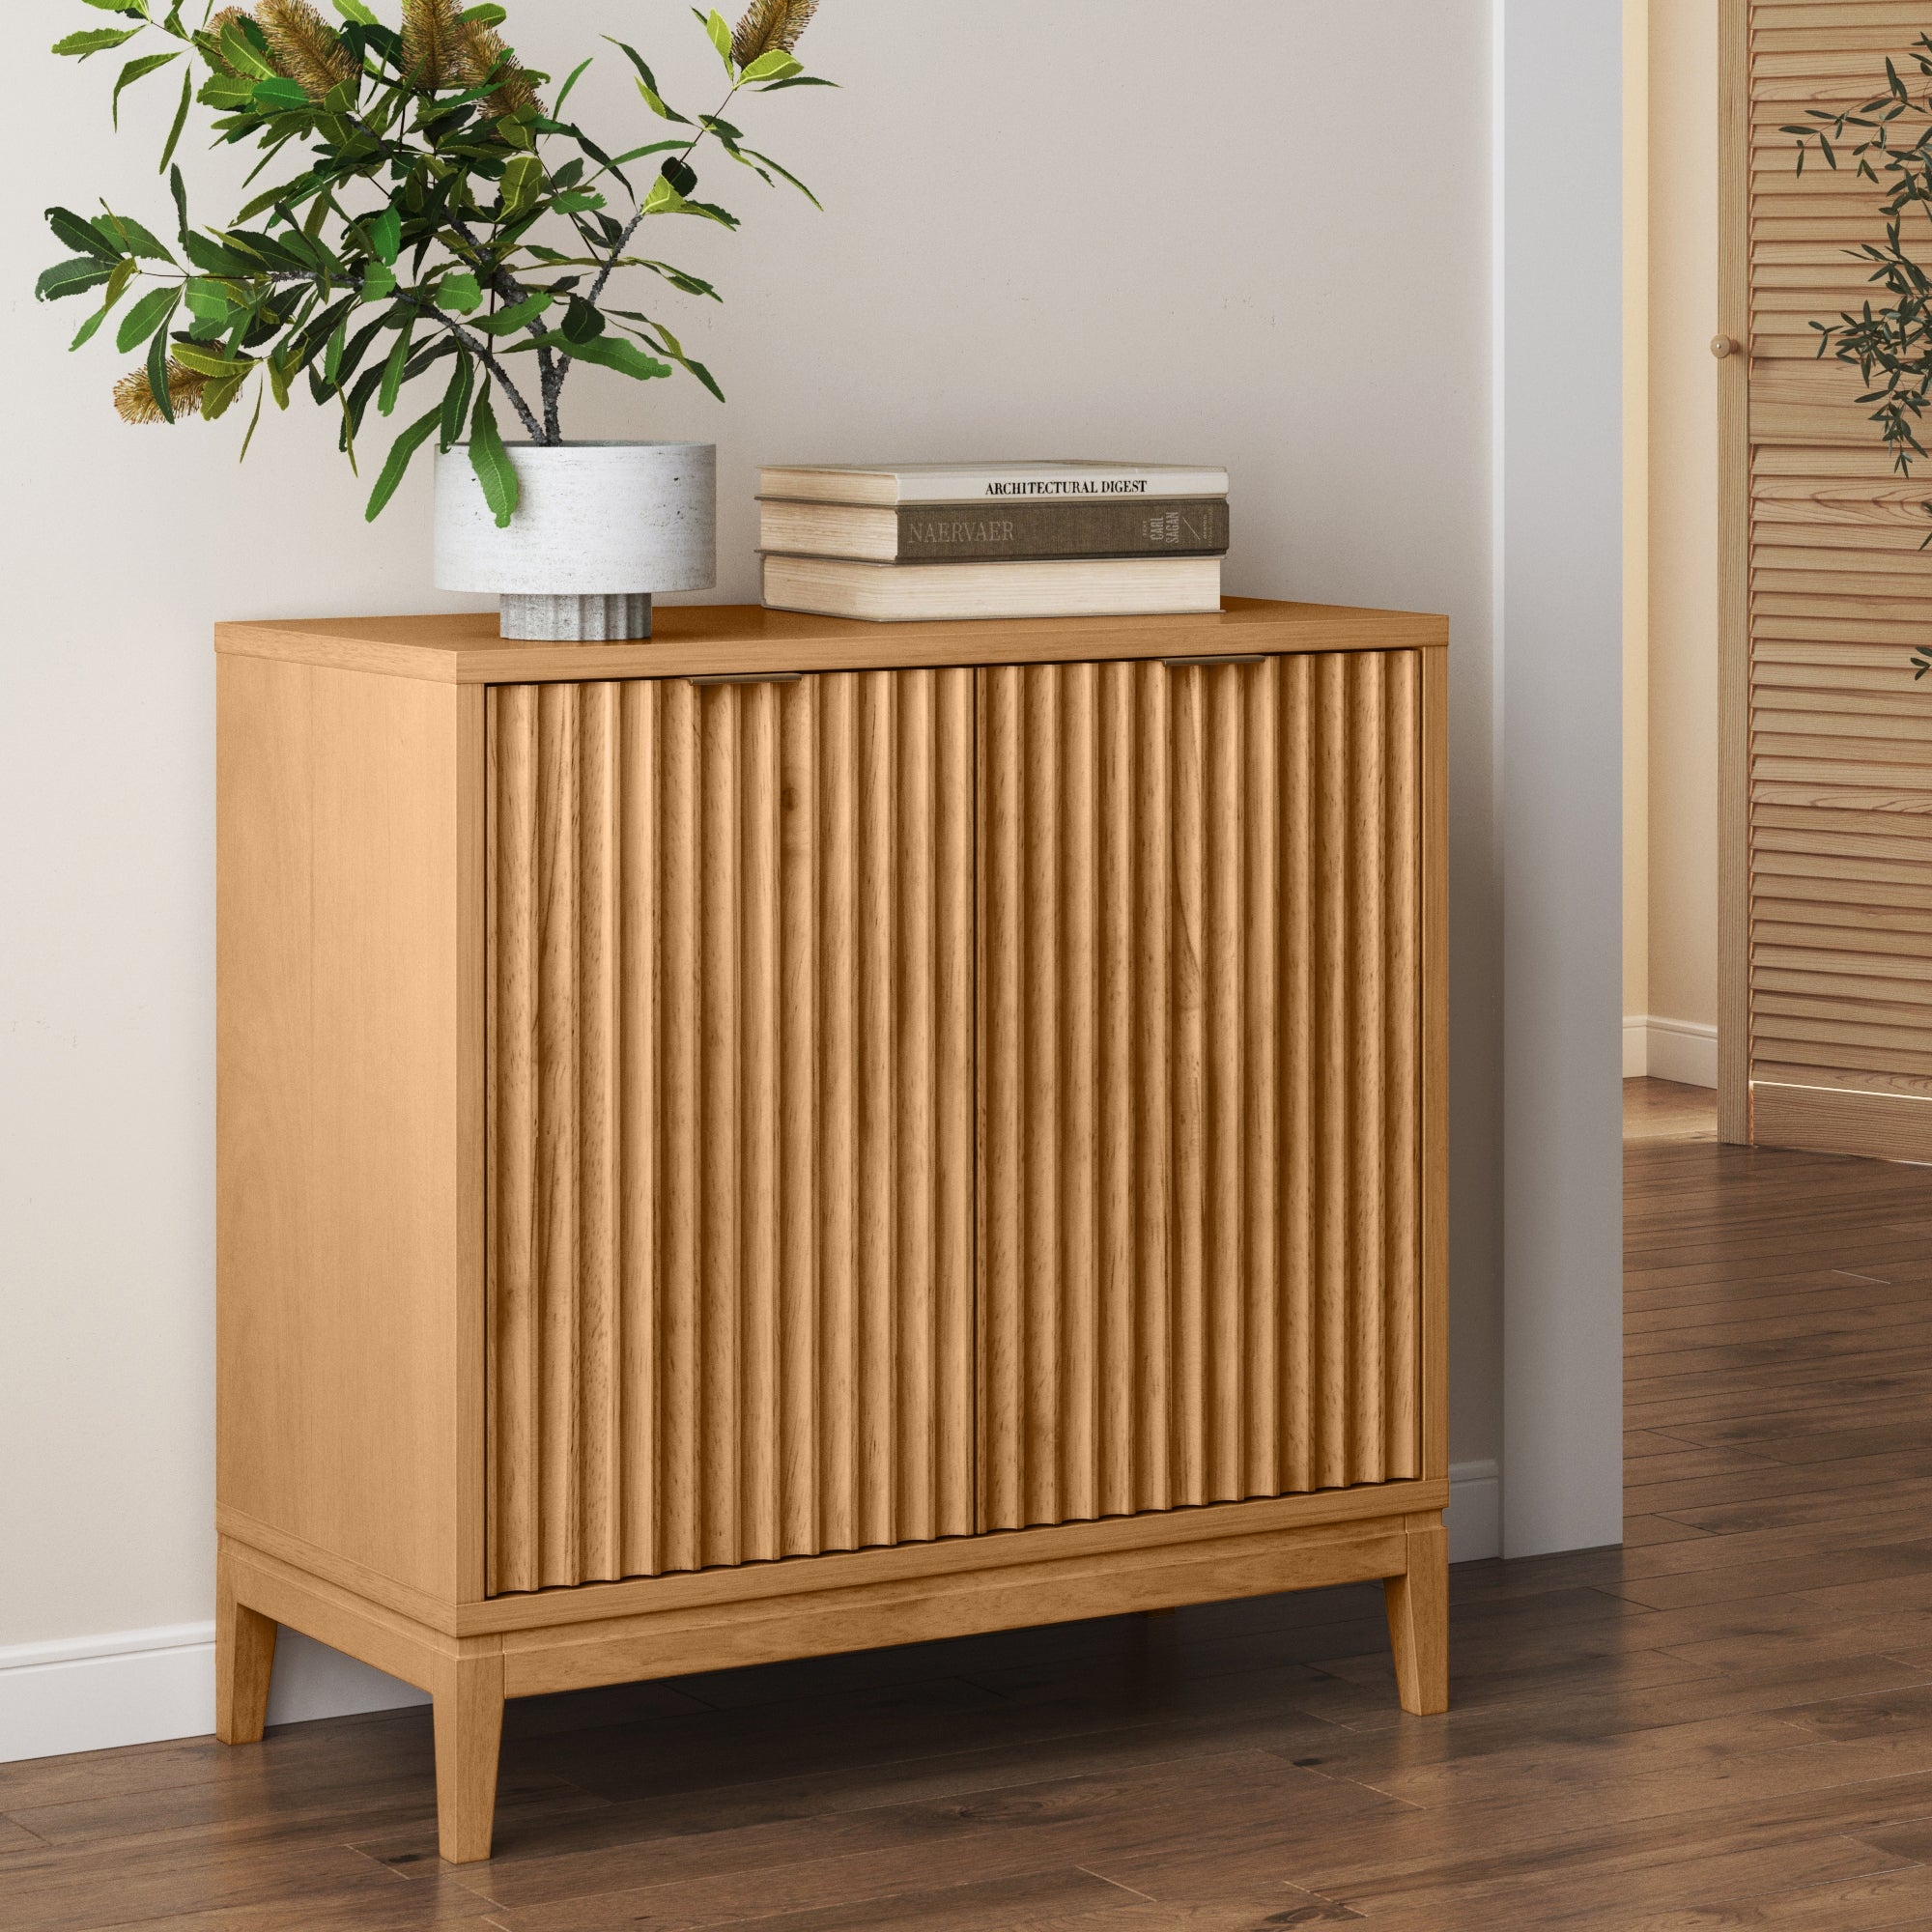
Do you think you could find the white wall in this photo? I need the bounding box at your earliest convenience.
[2,0,1545,1747]
[1497,0,1626,1557]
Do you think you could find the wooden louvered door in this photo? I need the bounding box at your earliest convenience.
[485,669,977,1593]
[976,651,1425,1531]
[1725,0,1932,1159]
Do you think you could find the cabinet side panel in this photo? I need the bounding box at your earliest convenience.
[217,656,480,1605]
[978,653,1425,1531]
[489,672,977,1592]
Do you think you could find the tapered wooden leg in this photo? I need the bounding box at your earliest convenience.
[1383,1520,1449,1715]
[214,1546,277,1745]
[433,1648,505,1864]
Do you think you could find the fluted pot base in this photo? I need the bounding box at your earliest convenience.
[499,593,653,641]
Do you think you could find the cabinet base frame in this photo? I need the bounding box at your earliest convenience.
[216,1488,1450,1865]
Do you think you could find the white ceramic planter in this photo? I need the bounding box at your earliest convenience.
[435,440,716,640]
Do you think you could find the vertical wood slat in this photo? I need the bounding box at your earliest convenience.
[976,653,1426,1529]
[487,671,976,1593]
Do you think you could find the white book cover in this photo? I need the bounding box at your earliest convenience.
[758,460,1231,506]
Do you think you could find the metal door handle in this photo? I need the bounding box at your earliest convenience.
[1160,653,1266,669]
[687,671,805,687]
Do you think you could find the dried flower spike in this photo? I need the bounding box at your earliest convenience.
[257,0,358,100]
[731,0,819,69]
[114,363,211,425]
[400,0,462,90]
[452,17,540,118]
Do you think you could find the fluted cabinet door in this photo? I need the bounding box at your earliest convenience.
[487,671,977,1593]
[977,653,1424,1532]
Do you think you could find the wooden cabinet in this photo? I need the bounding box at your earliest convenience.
[215,600,1449,1865]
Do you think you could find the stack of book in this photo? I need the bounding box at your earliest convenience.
[757,460,1231,622]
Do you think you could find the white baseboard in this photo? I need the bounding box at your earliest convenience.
[1624,1014,1718,1089]
[0,1622,426,1766]
[1446,1459,1501,1562]
[5,1465,1508,1764]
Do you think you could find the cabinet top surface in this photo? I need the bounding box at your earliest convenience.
[214,597,1448,685]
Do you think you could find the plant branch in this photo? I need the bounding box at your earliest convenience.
[582,81,739,314]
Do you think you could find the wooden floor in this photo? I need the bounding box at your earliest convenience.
[8,1083,1932,1931]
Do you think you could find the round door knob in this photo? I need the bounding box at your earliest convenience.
[1711,334,1740,359]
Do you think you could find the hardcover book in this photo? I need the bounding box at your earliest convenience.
[757,460,1231,506]
[759,497,1232,564]
[761,554,1223,624]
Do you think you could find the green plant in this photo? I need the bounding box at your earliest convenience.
[38,0,830,526]
[1789,38,1932,675]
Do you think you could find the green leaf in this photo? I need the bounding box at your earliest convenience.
[116,284,180,354]
[203,370,248,421]
[218,18,278,80]
[113,51,181,127]
[36,258,116,302]
[71,309,114,353]
[238,384,266,462]
[365,403,443,520]
[379,322,414,416]
[146,320,174,424]
[696,7,734,74]
[46,207,121,262]
[366,207,403,265]
[469,291,552,334]
[332,0,378,22]
[737,50,801,84]
[458,3,507,22]
[756,73,837,91]
[606,39,691,122]
[198,74,255,109]
[642,175,688,216]
[168,164,189,246]
[69,261,137,350]
[554,55,593,115]
[467,387,520,527]
[530,331,671,382]
[361,262,397,299]
[171,342,257,380]
[94,210,175,263]
[53,27,140,58]
[561,296,604,344]
[324,316,349,388]
[551,190,608,214]
[739,145,820,209]
[252,75,311,114]
[439,270,483,313]
[500,153,545,218]
[439,352,475,451]
[158,69,192,174]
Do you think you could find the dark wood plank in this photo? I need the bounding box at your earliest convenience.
[8,1124,1932,1931]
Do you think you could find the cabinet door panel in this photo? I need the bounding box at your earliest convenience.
[978,653,1422,1532]
[487,671,976,1593]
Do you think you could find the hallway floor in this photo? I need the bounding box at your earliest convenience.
[6,1088,1932,1930]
